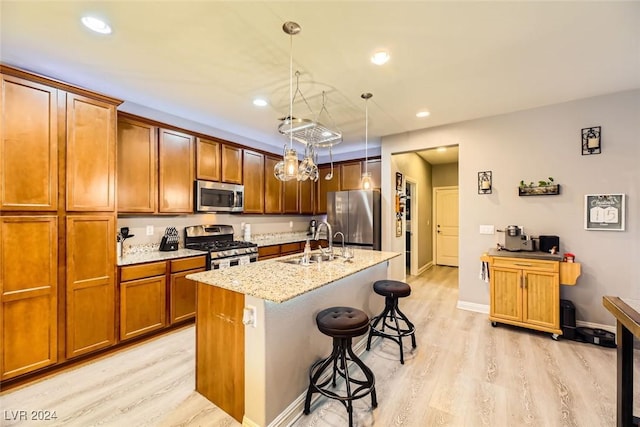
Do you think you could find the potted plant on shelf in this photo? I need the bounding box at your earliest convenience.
[518,177,559,196]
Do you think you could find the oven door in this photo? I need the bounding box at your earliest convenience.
[195,180,244,213]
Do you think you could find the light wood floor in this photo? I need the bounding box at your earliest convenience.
[1,266,637,426]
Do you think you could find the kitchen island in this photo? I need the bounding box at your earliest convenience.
[187,249,399,427]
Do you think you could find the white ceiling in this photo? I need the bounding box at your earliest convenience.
[2,1,639,158]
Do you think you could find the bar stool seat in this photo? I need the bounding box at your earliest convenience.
[366,280,417,364]
[304,306,377,427]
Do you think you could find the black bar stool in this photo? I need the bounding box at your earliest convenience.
[366,280,417,364]
[304,306,377,427]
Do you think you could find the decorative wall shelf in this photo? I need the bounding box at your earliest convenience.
[518,184,560,196]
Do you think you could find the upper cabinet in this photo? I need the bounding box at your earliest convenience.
[243,150,264,213]
[0,75,58,211]
[66,93,117,212]
[299,179,314,215]
[283,178,299,214]
[316,164,341,214]
[117,116,157,213]
[340,161,363,191]
[158,128,194,213]
[264,155,283,214]
[221,144,243,184]
[196,137,221,182]
[366,159,381,189]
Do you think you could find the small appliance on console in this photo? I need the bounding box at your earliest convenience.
[503,225,535,252]
[184,224,258,270]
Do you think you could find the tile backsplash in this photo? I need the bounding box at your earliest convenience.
[117,213,324,251]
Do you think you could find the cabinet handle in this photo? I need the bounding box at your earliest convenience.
[514,263,533,267]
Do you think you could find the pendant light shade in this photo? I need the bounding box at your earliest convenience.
[361,92,373,189]
[283,148,299,181]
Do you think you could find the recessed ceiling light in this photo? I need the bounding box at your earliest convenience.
[437,147,447,152]
[416,111,430,118]
[81,16,112,34]
[252,98,268,107]
[371,51,390,65]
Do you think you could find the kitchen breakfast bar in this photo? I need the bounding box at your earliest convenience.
[187,249,400,427]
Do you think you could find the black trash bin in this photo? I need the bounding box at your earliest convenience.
[560,299,577,340]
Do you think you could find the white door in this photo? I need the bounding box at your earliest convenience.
[435,187,459,266]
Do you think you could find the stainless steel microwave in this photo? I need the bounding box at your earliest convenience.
[195,180,244,213]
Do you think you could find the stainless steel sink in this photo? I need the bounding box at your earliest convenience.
[277,253,335,265]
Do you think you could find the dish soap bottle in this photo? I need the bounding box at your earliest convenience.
[303,239,312,264]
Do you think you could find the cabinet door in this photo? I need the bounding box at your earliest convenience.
[120,275,167,340]
[66,215,116,358]
[221,144,243,184]
[117,116,157,213]
[340,161,362,190]
[264,155,282,214]
[283,178,299,214]
[299,179,314,214]
[365,159,381,189]
[243,150,264,213]
[490,267,522,323]
[1,75,58,211]
[257,245,280,260]
[196,137,221,182]
[0,217,57,380]
[316,165,340,214]
[66,93,116,212]
[158,128,194,213]
[522,271,559,329]
[170,269,204,324]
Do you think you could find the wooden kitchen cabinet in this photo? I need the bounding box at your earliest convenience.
[0,217,58,380]
[299,179,314,214]
[243,150,264,213]
[66,215,116,358]
[117,116,157,213]
[66,93,117,212]
[196,137,221,182]
[340,161,362,190]
[158,128,194,213]
[365,159,381,189]
[316,164,341,214]
[283,178,299,214]
[119,261,167,341]
[170,256,206,324]
[264,155,283,214]
[489,257,562,336]
[0,74,58,211]
[221,144,243,184]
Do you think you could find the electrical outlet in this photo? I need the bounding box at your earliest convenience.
[146,225,154,236]
[479,225,494,235]
[289,221,293,229]
[242,305,257,327]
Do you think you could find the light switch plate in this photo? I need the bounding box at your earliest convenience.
[479,225,494,235]
[146,225,154,236]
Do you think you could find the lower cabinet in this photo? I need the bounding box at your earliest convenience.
[66,215,116,358]
[1,216,58,380]
[170,257,206,324]
[119,261,167,341]
[489,257,561,335]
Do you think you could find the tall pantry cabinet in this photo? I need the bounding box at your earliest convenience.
[0,66,121,380]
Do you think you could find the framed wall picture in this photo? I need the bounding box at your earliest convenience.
[584,194,626,231]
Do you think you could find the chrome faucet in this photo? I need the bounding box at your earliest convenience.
[333,231,345,257]
[314,221,333,260]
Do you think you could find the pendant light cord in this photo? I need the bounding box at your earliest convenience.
[365,96,368,174]
[289,32,293,150]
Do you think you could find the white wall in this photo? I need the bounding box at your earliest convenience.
[382,89,640,326]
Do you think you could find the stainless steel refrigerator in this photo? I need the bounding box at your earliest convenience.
[327,190,381,250]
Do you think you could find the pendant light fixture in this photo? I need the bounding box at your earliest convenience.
[279,21,301,181]
[361,92,373,190]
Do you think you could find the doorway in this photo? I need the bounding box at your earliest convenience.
[433,186,459,267]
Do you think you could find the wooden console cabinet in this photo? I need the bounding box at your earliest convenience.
[484,254,581,338]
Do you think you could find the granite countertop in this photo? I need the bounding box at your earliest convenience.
[487,247,563,261]
[250,231,315,247]
[187,249,400,303]
[117,248,206,266]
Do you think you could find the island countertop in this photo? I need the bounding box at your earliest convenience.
[187,249,400,303]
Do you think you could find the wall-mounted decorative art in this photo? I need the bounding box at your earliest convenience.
[584,193,625,231]
[395,172,403,237]
[478,171,492,194]
[581,126,601,155]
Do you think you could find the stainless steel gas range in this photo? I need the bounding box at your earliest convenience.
[184,224,258,270]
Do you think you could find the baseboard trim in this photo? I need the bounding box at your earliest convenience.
[416,262,433,275]
[575,320,615,334]
[270,336,372,427]
[457,300,489,314]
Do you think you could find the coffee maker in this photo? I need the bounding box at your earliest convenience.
[503,225,535,251]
